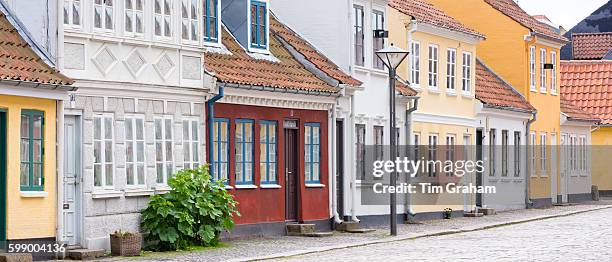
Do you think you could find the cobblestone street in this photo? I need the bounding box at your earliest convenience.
[276,207,612,261]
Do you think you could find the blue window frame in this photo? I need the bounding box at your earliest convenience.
[304,123,321,184]
[235,119,254,185]
[259,121,277,184]
[203,0,218,42]
[250,0,267,49]
[20,110,45,191]
[212,118,229,183]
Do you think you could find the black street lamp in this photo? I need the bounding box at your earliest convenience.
[376,44,409,236]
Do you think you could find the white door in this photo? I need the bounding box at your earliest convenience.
[63,115,81,246]
[550,134,558,204]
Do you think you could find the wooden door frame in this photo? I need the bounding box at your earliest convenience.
[284,119,300,222]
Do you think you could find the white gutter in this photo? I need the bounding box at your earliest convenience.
[349,93,359,222]
[405,20,418,219]
[330,103,342,224]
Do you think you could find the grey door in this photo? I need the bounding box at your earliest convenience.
[63,115,81,246]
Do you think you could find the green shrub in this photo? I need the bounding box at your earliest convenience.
[140,165,239,251]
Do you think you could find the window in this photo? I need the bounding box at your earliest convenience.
[354,5,364,66]
[235,120,254,185]
[410,41,420,86]
[64,0,81,26]
[446,49,456,91]
[260,121,277,184]
[203,0,219,42]
[445,135,455,176]
[305,123,321,184]
[155,117,173,185]
[580,136,587,172]
[514,131,521,177]
[20,110,44,191]
[427,134,438,177]
[551,52,557,94]
[125,117,145,186]
[413,133,421,176]
[154,0,172,37]
[428,45,439,89]
[530,132,536,176]
[356,124,366,180]
[501,130,509,177]
[489,129,496,176]
[540,133,547,173]
[462,52,472,92]
[570,135,577,171]
[94,116,113,188]
[372,10,385,69]
[250,0,267,49]
[374,126,384,161]
[182,119,200,169]
[125,0,143,34]
[212,118,229,182]
[529,46,536,91]
[94,0,114,30]
[540,49,547,93]
[181,0,199,41]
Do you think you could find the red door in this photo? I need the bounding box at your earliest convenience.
[285,128,299,221]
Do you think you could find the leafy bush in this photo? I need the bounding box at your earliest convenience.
[141,165,239,251]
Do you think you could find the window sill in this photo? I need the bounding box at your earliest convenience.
[20,191,48,198]
[260,184,282,189]
[530,87,537,92]
[461,92,473,98]
[428,88,441,94]
[125,189,154,197]
[224,185,234,190]
[550,92,558,96]
[235,185,258,189]
[154,186,171,195]
[92,190,123,199]
[410,84,422,92]
[305,183,325,188]
[540,89,548,94]
[513,179,524,183]
[446,90,458,96]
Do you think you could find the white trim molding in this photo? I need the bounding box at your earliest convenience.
[412,112,479,127]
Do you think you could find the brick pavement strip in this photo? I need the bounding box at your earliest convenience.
[99,201,612,262]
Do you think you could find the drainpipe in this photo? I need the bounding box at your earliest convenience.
[525,111,537,208]
[404,98,419,221]
[207,85,224,175]
[349,94,359,222]
[331,103,343,224]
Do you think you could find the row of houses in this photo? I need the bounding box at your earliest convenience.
[0,0,609,253]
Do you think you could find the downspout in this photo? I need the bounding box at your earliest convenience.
[525,111,537,208]
[331,102,342,224]
[207,85,224,176]
[404,98,419,220]
[350,93,359,222]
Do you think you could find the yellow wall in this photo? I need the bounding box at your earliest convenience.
[0,94,57,240]
[426,0,562,202]
[592,127,612,191]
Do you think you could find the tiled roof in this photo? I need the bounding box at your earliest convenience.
[484,0,567,42]
[560,60,612,124]
[395,78,417,96]
[560,96,600,122]
[389,0,484,38]
[571,32,612,60]
[476,59,535,112]
[0,12,72,85]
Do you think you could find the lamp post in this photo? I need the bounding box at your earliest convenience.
[376,44,409,236]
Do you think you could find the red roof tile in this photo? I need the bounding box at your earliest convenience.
[484,0,567,42]
[395,78,417,96]
[389,0,484,38]
[0,12,72,86]
[571,33,612,60]
[476,59,535,112]
[561,60,612,124]
[560,96,600,122]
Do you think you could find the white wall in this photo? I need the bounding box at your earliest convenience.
[560,121,592,199]
[4,0,57,61]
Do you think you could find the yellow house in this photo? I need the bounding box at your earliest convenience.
[388,0,485,218]
[0,9,74,242]
[426,0,568,207]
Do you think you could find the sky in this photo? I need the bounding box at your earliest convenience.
[517,0,609,29]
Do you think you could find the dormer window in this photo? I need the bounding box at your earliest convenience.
[94,0,114,30]
[182,0,199,41]
[154,0,172,37]
[203,0,219,43]
[250,0,268,50]
[125,0,144,35]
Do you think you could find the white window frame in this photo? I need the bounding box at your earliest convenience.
[427,134,438,177]
[530,132,537,177]
[155,116,174,185]
[540,132,547,176]
[125,116,146,187]
[445,135,456,176]
[64,0,82,28]
[529,46,536,91]
[93,115,115,189]
[154,0,173,38]
[551,51,557,95]
[489,128,496,177]
[540,48,547,93]
[462,51,472,94]
[446,48,456,93]
[428,44,439,90]
[579,135,588,174]
[513,131,521,177]
[182,118,200,170]
[181,0,201,44]
[410,41,420,88]
[93,0,115,32]
[371,9,385,70]
[124,0,144,36]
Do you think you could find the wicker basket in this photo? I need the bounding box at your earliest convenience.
[110,232,142,256]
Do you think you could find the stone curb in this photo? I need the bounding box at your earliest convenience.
[233,205,612,262]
